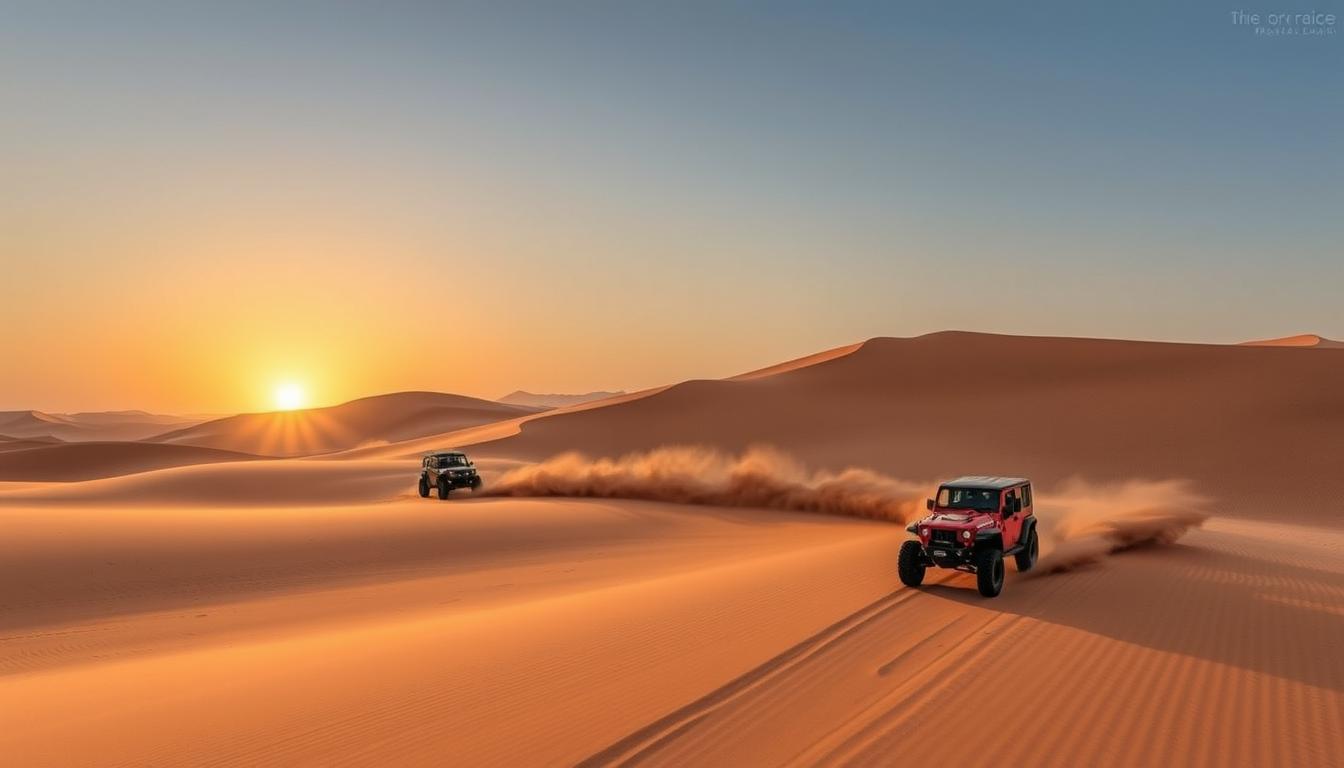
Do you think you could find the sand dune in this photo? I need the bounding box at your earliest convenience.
[465,332,1344,522]
[0,457,413,505]
[0,409,204,442]
[497,390,626,409]
[0,436,64,452]
[1241,332,1344,348]
[0,441,259,482]
[726,340,864,380]
[148,391,540,457]
[346,384,677,461]
[339,344,864,464]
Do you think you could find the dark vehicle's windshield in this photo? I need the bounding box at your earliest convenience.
[937,487,1000,511]
[437,455,469,468]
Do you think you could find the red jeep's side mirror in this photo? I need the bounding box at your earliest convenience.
[926,498,935,511]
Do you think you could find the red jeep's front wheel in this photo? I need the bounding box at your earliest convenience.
[898,541,926,587]
[975,548,1005,597]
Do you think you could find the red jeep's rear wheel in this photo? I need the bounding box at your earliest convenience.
[1015,527,1039,572]
[898,541,926,587]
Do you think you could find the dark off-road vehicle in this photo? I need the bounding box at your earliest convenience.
[418,451,482,500]
[899,476,1039,598]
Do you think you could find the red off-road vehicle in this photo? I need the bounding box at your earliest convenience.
[899,476,1039,598]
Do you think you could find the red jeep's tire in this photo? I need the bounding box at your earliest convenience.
[898,541,926,587]
[975,548,1005,597]
[437,477,450,500]
[418,476,430,498]
[1015,527,1039,572]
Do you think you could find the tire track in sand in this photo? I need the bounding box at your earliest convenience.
[576,575,956,767]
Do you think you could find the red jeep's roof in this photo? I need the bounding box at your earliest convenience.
[941,475,1029,490]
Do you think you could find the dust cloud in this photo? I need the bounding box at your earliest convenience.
[483,445,928,523]
[1030,479,1208,574]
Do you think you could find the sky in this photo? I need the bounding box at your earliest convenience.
[2,0,1340,413]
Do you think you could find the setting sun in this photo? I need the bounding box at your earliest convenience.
[273,383,306,411]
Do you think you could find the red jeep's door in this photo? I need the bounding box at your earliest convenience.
[1000,487,1022,549]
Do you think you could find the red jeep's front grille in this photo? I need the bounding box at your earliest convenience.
[930,529,959,547]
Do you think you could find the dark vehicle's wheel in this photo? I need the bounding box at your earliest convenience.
[437,477,450,500]
[469,477,483,493]
[418,476,430,498]
[976,548,1005,597]
[1015,527,1039,572]
[898,541,926,587]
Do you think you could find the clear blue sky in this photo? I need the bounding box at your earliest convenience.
[1,1,1340,411]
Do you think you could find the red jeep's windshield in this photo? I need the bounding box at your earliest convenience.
[937,487,999,511]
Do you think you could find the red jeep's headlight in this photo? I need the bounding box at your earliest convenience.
[919,527,929,538]
[961,530,972,542]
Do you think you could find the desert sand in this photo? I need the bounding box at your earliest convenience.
[2,332,1341,766]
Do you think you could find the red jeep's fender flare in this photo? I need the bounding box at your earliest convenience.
[983,516,1037,553]
[1020,515,1038,542]
[974,527,1003,546]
